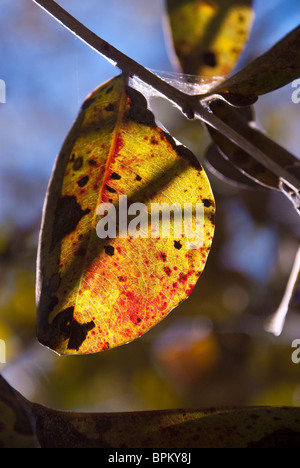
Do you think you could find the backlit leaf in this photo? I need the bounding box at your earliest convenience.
[165,0,254,77]
[36,75,215,356]
[212,24,300,98]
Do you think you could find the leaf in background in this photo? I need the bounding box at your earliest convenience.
[212,24,300,99]
[206,99,298,190]
[2,375,300,448]
[24,399,300,448]
[165,0,254,77]
[205,143,262,189]
[0,376,36,448]
[36,75,215,356]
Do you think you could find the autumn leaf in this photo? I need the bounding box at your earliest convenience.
[212,24,300,98]
[36,75,215,356]
[165,0,254,77]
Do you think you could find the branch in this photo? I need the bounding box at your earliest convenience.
[33,0,300,198]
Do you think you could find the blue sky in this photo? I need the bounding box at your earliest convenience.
[0,0,299,226]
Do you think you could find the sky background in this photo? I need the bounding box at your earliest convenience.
[0,0,300,227]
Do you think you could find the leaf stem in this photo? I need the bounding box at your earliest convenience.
[33,0,300,195]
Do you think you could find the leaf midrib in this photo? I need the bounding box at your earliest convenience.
[67,76,128,351]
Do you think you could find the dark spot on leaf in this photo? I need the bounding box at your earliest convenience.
[203,51,217,68]
[203,199,212,208]
[105,103,115,112]
[47,306,74,350]
[51,196,91,251]
[73,157,83,171]
[174,240,183,250]
[126,87,156,127]
[77,175,89,187]
[164,266,172,277]
[104,245,115,256]
[88,159,97,166]
[160,252,167,262]
[105,185,117,194]
[81,97,96,110]
[128,105,156,127]
[106,86,114,94]
[249,414,260,421]
[126,86,148,108]
[68,319,96,351]
[111,172,121,180]
[136,175,142,181]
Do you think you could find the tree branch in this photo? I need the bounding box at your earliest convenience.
[33,0,300,199]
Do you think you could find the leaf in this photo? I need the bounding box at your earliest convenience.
[2,375,300,448]
[165,0,254,77]
[212,24,300,98]
[0,376,37,448]
[205,143,262,189]
[206,99,298,190]
[29,404,300,448]
[36,75,215,356]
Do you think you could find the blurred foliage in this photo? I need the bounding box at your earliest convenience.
[0,0,300,427]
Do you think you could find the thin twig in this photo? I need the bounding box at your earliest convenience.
[265,244,300,336]
[33,0,300,195]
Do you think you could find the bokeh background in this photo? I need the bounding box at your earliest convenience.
[1,0,300,412]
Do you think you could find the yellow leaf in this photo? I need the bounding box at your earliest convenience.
[36,75,215,355]
[166,0,254,77]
